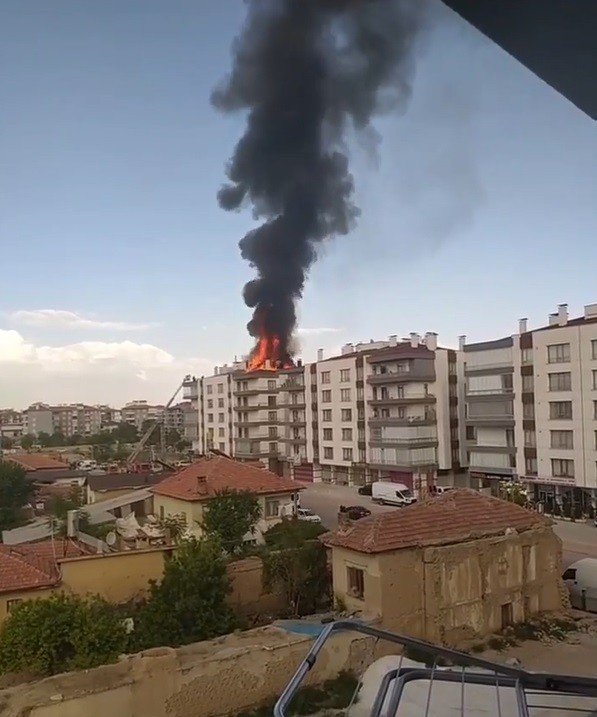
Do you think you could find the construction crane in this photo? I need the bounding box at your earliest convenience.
[126,380,184,467]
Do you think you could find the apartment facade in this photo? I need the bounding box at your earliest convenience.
[121,401,164,432]
[197,364,236,456]
[463,303,597,511]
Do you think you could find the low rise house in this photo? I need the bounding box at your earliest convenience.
[151,455,303,543]
[86,471,168,504]
[7,453,70,473]
[322,489,564,646]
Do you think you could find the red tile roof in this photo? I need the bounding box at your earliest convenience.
[8,453,70,471]
[0,539,89,594]
[321,489,548,554]
[151,455,304,502]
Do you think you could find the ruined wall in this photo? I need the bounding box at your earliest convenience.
[0,626,371,717]
[226,556,285,617]
[378,548,426,639]
[330,546,382,616]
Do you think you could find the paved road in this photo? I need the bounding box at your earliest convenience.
[300,482,597,567]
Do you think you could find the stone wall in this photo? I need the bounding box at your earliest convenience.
[0,626,371,717]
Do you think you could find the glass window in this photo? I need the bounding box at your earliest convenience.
[219,442,225,452]
[217,383,224,394]
[524,429,536,447]
[207,414,213,423]
[218,413,224,422]
[268,395,276,407]
[466,425,476,441]
[347,567,364,599]
[218,398,224,408]
[521,348,533,364]
[551,458,574,478]
[322,409,332,421]
[207,399,213,409]
[321,371,331,384]
[592,340,597,360]
[340,369,350,382]
[523,402,535,419]
[525,457,537,475]
[593,370,597,390]
[265,499,280,518]
[548,372,571,391]
[550,401,572,419]
[323,447,333,460]
[343,447,353,461]
[340,388,351,402]
[207,385,213,394]
[547,343,570,363]
[218,427,224,437]
[268,411,277,422]
[341,408,352,421]
[550,430,573,449]
[322,390,332,403]
[342,428,353,441]
[522,375,534,392]
[268,380,276,390]
[323,428,333,440]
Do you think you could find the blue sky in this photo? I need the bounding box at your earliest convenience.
[1,0,595,408]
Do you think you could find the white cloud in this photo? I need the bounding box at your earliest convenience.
[297,327,344,336]
[9,309,156,331]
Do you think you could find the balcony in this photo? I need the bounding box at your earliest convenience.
[465,415,514,426]
[369,415,436,427]
[279,380,304,391]
[465,362,513,374]
[367,369,435,384]
[234,388,266,397]
[369,436,438,448]
[369,395,436,406]
[466,388,513,397]
[276,401,306,409]
[234,403,276,412]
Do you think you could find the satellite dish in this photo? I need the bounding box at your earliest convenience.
[105,531,117,546]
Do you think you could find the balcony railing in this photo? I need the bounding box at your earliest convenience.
[369,436,438,446]
[465,361,513,372]
[466,388,513,396]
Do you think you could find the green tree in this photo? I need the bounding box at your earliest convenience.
[0,436,14,450]
[37,431,51,447]
[20,434,35,449]
[133,538,237,650]
[109,422,139,444]
[0,594,128,676]
[0,461,34,532]
[157,513,188,543]
[201,489,261,555]
[47,431,65,447]
[47,485,84,536]
[262,520,330,617]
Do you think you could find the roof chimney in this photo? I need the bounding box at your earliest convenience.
[518,318,528,334]
[317,348,323,361]
[558,303,568,327]
[585,303,597,319]
[388,335,398,347]
[459,335,466,351]
[409,332,420,348]
[548,313,559,326]
[424,332,438,351]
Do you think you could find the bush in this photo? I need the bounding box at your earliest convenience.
[0,594,128,676]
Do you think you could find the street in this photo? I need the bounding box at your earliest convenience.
[299,482,597,567]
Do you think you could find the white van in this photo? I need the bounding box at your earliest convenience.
[563,558,597,612]
[371,481,416,507]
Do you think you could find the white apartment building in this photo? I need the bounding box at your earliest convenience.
[198,364,237,455]
[121,401,164,432]
[463,302,597,513]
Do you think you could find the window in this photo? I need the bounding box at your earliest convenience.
[524,429,536,447]
[218,398,224,408]
[550,401,572,419]
[340,369,350,382]
[523,402,535,419]
[551,458,574,478]
[551,430,573,449]
[547,343,570,363]
[265,498,280,518]
[396,385,405,398]
[357,387,364,400]
[342,428,353,441]
[522,375,534,392]
[321,371,331,384]
[322,390,332,403]
[593,370,597,390]
[340,388,351,402]
[521,348,533,364]
[269,442,277,454]
[322,409,332,422]
[217,412,223,422]
[323,428,333,440]
[268,426,277,438]
[217,383,223,394]
[343,447,353,461]
[549,372,571,391]
[595,431,597,450]
[562,568,577,581]
[207,414,213,423]
[506,428,515,447]
[525,457,537,475]
[268,379,276,391]
[268,410,277,421]
[6,599,22,613]
[466,425,476,441]
[218,427,224,437]
[323,447,333,460]
[218,442,225,452]
[347,567,364,599]
[341,408,352,422]
[397,406,406,419]
[357,406,364,420]
[592,340,597,360]
[595,401,597,420]
[207,399,213,409]
[207,385,213,394]
[268,395,276,407]
[359,448,366,462]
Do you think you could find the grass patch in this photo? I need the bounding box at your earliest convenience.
[235,670,358,717]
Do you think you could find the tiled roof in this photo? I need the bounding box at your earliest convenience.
[0,539,89,594]
[8,453,70,471]
[87,471,168,492]
[321,489,548,554]
[151,455,303,502]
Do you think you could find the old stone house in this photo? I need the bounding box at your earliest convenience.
[322,489,565,645]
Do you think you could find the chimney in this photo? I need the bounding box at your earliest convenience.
[341,343,354,355]
[424,332,438,351]
[317,348,324,361]
[66,509,79,538]
[548,313,559,326]
[409,332,420,348]
[388,335,398,347]
[585,303,597,319]
[214,367,219,376]
[518,318,528,334]
[558,303,568,326]
[459,335,466,350]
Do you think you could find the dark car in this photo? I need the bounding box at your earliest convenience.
[340,505,371,520]
[357,483,372,496]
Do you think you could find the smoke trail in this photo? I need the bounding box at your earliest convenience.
[213,0,423,360]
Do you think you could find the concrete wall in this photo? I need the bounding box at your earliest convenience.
[226,556,285,617]
[329,546,382,616]
[0,626,372,717]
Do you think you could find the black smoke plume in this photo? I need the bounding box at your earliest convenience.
[213,0,422,361]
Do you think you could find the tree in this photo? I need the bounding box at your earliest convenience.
[20,434,35,449]
[157,513,187,543]
[201,489,261,555]
[0,594,128,676]
[37,431,51,447]
[132,538,237,650]
[262,519,330,617]
[47,485,84,535]
[0,436,14,450]
[0,461,34,532]
[110,422,139,444]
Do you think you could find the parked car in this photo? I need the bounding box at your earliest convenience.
[428,485,453,497]
[357,483,373,496]
[340,505,371,520]
[297,507,321,523]
[371,481,416,507]
[563,558,597,612]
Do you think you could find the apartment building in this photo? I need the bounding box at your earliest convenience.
[121,401,164,432]
[0,409,24,440]
[197,364,237,455]
[23,403,53,436]
[182,375,199,448]
[463,302,597,512]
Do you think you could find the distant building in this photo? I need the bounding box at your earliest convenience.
[7,453,70,473]
[121,401,165,432]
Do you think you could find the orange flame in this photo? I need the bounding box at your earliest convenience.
[246,334,293,371]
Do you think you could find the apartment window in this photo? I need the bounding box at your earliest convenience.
[595,431,597,450]
[265,498,280,518]
[357,406,364,420]
[547,343,570,364]
[506,428,515,447]
[347,567,364,599]
[550,401,572,420]
[207,414,213,423]
[207,385,213,394]
[522,375,534,392]
[322,390,332,403]
[502,374,513,390]
[522,403,535,419]
[358,428,365,441]
[321,371,331,384]
[593,370,597,390]
[217,383,224,394]
[357,366,364,380]
[322,409,332,422]
[340,369,350,382]
[343,447,353,461]
[466,425,476,442]
[397,406,406,419]
[524,429,536,448]
[323,428,333,440]
[592,339,597,360]
[525,457,538,475]
[207,399,213,409]
[341,408,352,422]
[552,458,574,478]
[342,428,353,441]
[594,401,597,420]
[396,385,405,398]
[269,442,277,454]
[359,448,366,462]
[268,396,276,407]
[6,599,22,613]
[521,348,533,364]
[551,430,573,450]
[548,372,571,391]
[268,426,277,438]
[292,428,300,439]
[218,427,224,437]
[268,411,277,422]
[218,413,224,423]
[219,442,225,452]
[218,398,224,408]
[268,379,276,391]
[340,388,351,402]
[291,410,300,422]
[357,387,364,400]
[323,447,333,460]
